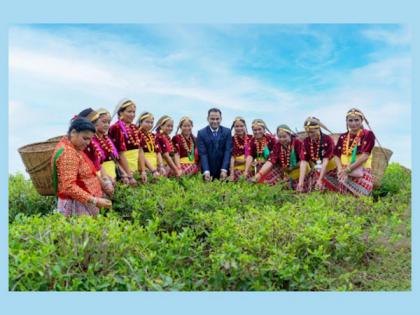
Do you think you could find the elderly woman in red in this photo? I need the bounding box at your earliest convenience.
[229,117,252,182]
[108,99,139,185]
[172,117,199,176]
[301,117,339,192]
[154,115,182,177]
[253,124,309,191]
[244,119,280,185]
[51,117,112,216]
[137,111,163,182]
[334,108,376,197]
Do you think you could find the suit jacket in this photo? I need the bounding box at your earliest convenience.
[197,125,232,179]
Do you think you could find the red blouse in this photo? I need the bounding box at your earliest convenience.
[109,120,140,151]
[303,134,335,162]
[155,131,175,155]
[85,134,119,171]
[138,129,161,153]
[249,134,276,159]
[268,137,305,168]
[172,134,198,160]
[334,129,375,157]
[232,134,252,157]
[52,137,103,204]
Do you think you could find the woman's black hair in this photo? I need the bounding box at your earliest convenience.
[67,117,96,136]
[78,108,94,118]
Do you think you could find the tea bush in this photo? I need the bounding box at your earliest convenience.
[9,163,411,291]
[8,173,56,223]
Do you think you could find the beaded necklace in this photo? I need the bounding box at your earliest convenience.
[93,134,118,161]
[344,129,363,156]
[139,129,155,153]
[254,136,267,157]
[180,134,195,161]
[280,143,291,168]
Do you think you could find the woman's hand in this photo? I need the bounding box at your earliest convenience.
[121,176,130,185]
[159,166,166,176]
[96,197,112,209]
[314,179,324,191]
[101,178,114,196]
[152,169,160,178]
[141,171,148,183]
[296,182,305,192]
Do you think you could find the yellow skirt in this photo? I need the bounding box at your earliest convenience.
[233,155,246,171]
[123,149,139,173]
[341,154,372,169]
[145,152,158,169]
[102,160,116,179]
[287,163,311,180]
[180,157,196,165]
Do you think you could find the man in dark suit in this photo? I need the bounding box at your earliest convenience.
[197,108,232,181]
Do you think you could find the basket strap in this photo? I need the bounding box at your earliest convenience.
[365,121,390,163]
[52,147,64,195]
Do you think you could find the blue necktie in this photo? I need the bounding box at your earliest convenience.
[213,130,217,137]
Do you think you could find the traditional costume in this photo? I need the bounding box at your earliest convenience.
[302,117,339,192]
[334,109,375,197]
[52,136,103,216]
[248,119,280,185]
[172,117,199,175]
[108,99,140,173]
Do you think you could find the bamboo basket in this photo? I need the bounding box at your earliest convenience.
[18,137,63,196]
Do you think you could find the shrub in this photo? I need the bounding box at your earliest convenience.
[8,173,56,223]
[9,163,411,291]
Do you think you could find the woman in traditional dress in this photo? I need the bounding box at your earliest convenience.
[252,124,309,191]
[229,117,252,182]
[51,117,112,216]
[244,119,280,185]
[333,108,376,197]
[172,117,199,176]
[108,99,139,185]
[81,108,133,190]
[154,115,182,177]
[301,117,339,192]
[137,111,163,181]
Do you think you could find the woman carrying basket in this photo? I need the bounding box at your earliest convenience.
[51,117,112,216]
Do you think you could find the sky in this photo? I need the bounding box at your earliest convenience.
[8,24,411,174]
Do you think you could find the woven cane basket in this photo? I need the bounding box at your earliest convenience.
[18,137,62,196]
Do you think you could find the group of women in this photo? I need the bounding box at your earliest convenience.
[51,99,376,216]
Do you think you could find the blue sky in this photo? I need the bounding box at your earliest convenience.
[9,24,411,174]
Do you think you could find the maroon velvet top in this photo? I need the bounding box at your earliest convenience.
[334,129,375,157]
[268,137,305,168]
[303,134,335,162]
[155,131,175,155]
[138,129,161,154]
[172,134,198,160]
[109,120,140,151]
[249,134,276,159]
[85,134,119,171]
[232,134,252,157]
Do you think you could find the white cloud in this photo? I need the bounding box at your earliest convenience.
[362,25,411,46]
[8,25,411,175]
